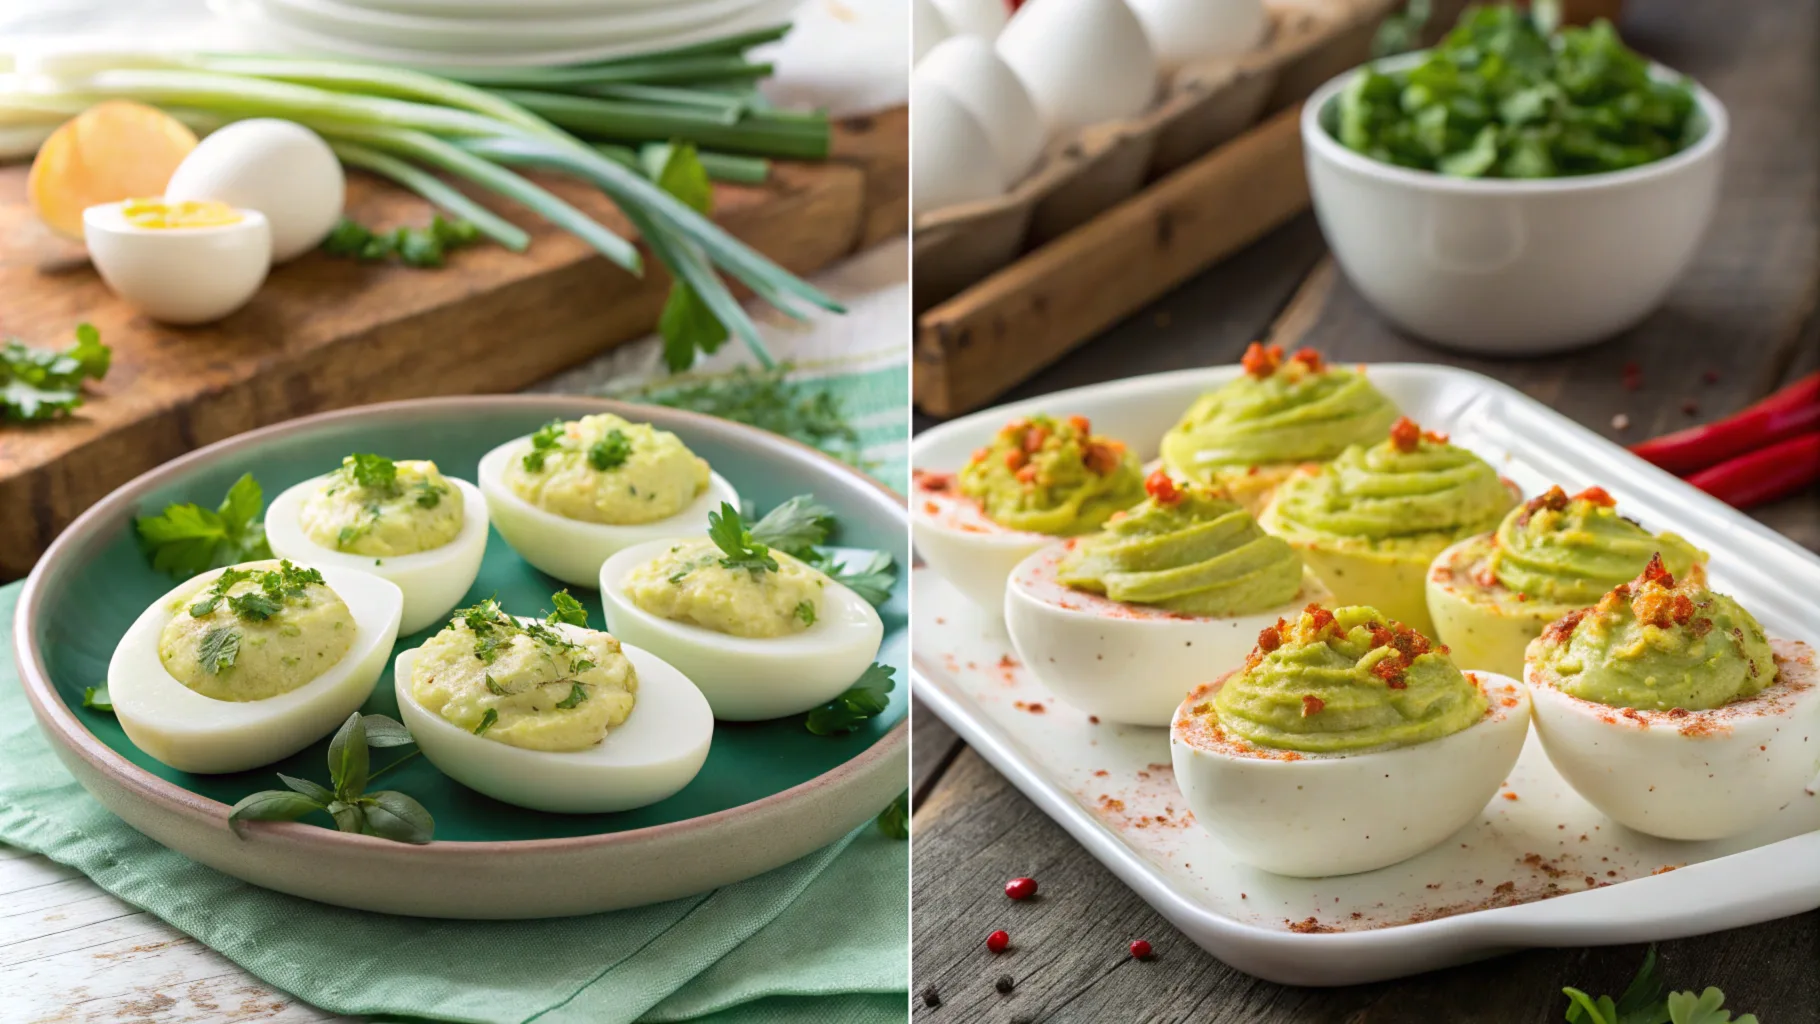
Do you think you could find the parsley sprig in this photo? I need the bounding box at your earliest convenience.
[650,144,732,372]
[748,495,898,606]
[876,790,908,840]
[135,473,273,579]
[805,662,896,735]
[1563,947,1758,1024]
[523,420,566,472]
[347,453,399,493]
[228,713,434,844]
[1,322,110,423]
[322,215,481,268]
[708,503,779,577]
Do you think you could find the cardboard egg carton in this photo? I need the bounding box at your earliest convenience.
[912,0,1402,310]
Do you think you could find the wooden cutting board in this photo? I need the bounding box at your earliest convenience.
[0,107,906,580]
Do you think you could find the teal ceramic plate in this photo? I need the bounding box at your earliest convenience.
[16,396,908,918]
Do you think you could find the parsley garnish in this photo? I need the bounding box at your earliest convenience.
[794,600,817,626]
[414,479,444,509]
[228,591,282,621]
[641,366,867,470]
[547,590,589,628]
[135,473,272,579]
[814,549,897,607]
[198,626,241,675]
[190,562,322,622]
[554,682,589,709]
[455,592,585,665]
[1,322,110,423]
[708,503,779,577]
[587,429,634,471]
[473,708,499,735]
[322,214,481,269]
[347,453,398,494]
[1563,946,1759,1024]
[805,663,895,735]
[649,144,731,372]
[522,420,565,472]
[876,791,908,840]
[228,712,433,844]
[748,495,897,606]
[82,686,113,712]
[485,675,509,696]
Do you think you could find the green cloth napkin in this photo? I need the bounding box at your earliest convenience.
[0,582,907,1024]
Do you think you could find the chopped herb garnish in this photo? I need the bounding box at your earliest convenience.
[795,600,817,626]
[228,712,433,844]
[640,366,868,470]
[347,453,398,493]
[547,590,589,628]
[454,593,583,665]
[82,685,113,712]
[135,473,272,579]
[805,663,895,735]
[484,674,509,697]
[473,708,499,735]
[708,503,779,577]
[198,626,241,675]
[1562,945,1758,1024]
[587,429,634,471]
[191,562,321,622]
[322,214,482,269]
[817,549,897,606]
[522,420,566,472]
[228,591,282,621]
[554,682,589,709]
[414,479,444,509]
[1,322,110,423]
[876,791,908,840]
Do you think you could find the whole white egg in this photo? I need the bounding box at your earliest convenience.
[913,0,954,63]
[164,119,345,263]
[916,36,1045,185]
[83,200,271,325]
[911,75,1008,213]
[1126,0,1268,71]
[997,0,1160,136]
[931,0,1009,41]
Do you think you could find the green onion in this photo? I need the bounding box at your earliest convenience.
[425,57,776,90]
[328,141,531,252]
[594,143,769,184]
[492,89,827,159]
[575,83,753,115]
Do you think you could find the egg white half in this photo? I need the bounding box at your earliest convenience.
[1006,540,1332,726]
[82,201,271,325]
[598,539,886,721]
[477,436,739,587]
[911,472,1050,616]
[266,475,489,636]
[1170,671,1531,877]
[394,632,713,814]
[107,564,403,774]
[1526,637,1820,841]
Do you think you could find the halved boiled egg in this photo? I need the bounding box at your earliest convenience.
[107,560,402,774]
[912,468,1058,615]
[598,538,885,721]
[83,197,271,324]
[393,611,712,813]
[477,414,739,587]
[266,457,489,636]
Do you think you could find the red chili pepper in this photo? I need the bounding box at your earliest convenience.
[1684,432,1820,510]
[1630,372,1820,474]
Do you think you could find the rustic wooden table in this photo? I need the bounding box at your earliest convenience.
[910,0,1820,1019]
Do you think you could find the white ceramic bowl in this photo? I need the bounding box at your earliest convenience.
[1301,52,1727,355]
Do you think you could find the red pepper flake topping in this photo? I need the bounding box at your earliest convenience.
[1366,621,1394,649]
[1389,627,1432,661]
[1289,347,1325,373]
[1067,414,1091,436]
[1371,657,1408,689]
[1082,439,1124,476]
[1256,624,1283,653]
[1004,449,1027,471]
[1388,416,1423,452]
[1241,342,1284,378]
[915,469,954,492]
[969,447,989,465]
[1543,608,1589,645]
[1301,695,1325,717]
[1022,425,1049,453]
[1145,469,1183,506]
[1015,466,1038,483]
[1572,486,1616,507]
[1522,485,1572,520]
[1304,603,1336,634]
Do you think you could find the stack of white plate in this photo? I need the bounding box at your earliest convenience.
[211,0,806,67]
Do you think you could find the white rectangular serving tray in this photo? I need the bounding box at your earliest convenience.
[910,363,1820,986]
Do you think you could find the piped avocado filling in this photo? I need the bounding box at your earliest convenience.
[958,413,1144,536]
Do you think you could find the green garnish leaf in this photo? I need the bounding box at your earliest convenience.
[823,550,897,607]
[278,773,335,805]
[360,714,416,749]
[523,420,565,472]
[347,453,398,493]
[474,708,499,735]
[197,627,241,675]
[794,600,816,626]
[485,674,510,697]
[642,366,868,471]
[1,322,110,423]
[327,800,367,835]
[327,712,370,799]
[554,682,589,709]
[708,502,779,576]
[324,215,480,270]
[876,790,908,840]
[805,663,896,735]
[547,589,590,628]
[81,686,113,712]
[650,142,730,372]
[359,791,436,845]
[1560,946,1756,1024]
[414,479,444,509]
[1666,989,1756,1024]
[749,495,837,557]
[135,473,272,579]
[228,591,282,621]
[227,790,326,836]
[587,428,634,471]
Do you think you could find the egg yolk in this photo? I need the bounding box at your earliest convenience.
[122,197,243,229]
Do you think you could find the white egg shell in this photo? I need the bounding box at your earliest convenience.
[82,201,271,325]
[1005,541,1332,726]
[265,475,489,636]
[476,435,740,588]
[910,473,1046,616]
[1170,671,1530,877]
[1526,637,1820,841]
[917,36,1045,184]
[107,564,403,774]
[394,635,713,814]
[1125,0,1267,71]
[164,119,345,263]
[931,0,1009,40]
[997,0,1159,135]
[598,539,886,721]
[911,75,1009,213]
[913,0,954,63]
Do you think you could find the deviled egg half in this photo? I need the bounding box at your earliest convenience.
[1159,344,1398,513]
[108,559,403,773]
[1259,416,1518,634]
[266,454,488,636]
[599,504,885,721]
[1171,605,1529,877]
[1525,555,1820,841]
[1428,485,1707,678]
[1006,471,1330,725]
[394,594,713,813]
[913,413,1144,613]
[83,197,271,325]
[478,413,739,587]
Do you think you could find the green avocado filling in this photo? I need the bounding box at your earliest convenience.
[1533,556,1774,712]
[1160,345,1398,481]
[1056,475,1303,615]
[958,413,1144,536]
[1482,485,1705,606]
[1205,605,1487,754]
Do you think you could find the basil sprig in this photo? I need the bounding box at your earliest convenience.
[228,713,434,844]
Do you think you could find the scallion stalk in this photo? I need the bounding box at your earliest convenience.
[328,141,531,252]
[493,89,828,159]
